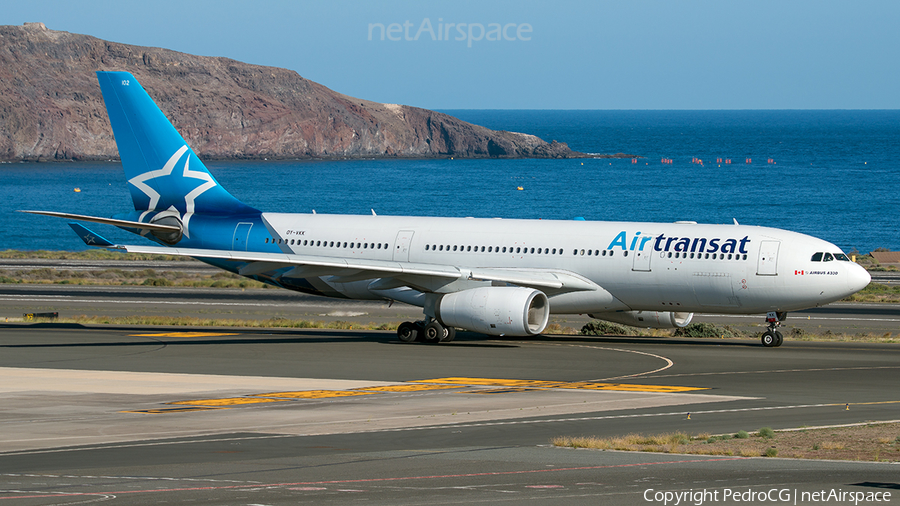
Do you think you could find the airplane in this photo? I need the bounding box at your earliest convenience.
[22,71,872,348]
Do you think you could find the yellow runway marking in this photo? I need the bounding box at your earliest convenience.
[133,377,708,415]
[414,377,707,393]
[351,384,460,393]
[834,401,900,406]
[463,388,539,394]
[122,407,227,414]
[252,390,379,399]
[168,397,287,406]
[129,332,239,338]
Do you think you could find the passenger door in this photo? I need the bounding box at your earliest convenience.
[757,240,780,276]
[393,230,415,262]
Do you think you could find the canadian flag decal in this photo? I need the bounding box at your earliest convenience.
[795,270,805,275]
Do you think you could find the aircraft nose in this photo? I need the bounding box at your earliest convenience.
[847,263,871,293]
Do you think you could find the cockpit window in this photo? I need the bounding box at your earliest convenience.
[823,252,834,262]
[811,252,823,262]
[833,253,850,261]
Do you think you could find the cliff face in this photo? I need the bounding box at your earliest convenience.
[0,23,589,161]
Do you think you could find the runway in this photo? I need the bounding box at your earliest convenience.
[1,320,899,504]
[3,283,900,335]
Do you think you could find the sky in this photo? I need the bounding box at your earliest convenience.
[5,0,899,109]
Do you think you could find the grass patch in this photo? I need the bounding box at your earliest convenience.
[580,320,639,337]
[553,422,900,462]
[48,314,401,331]
[673,322,744,338]
[0,249,194,261]
[580,320,899,344]
[843,282,900,303]
[0,266,268,289]
[551,432,692,453]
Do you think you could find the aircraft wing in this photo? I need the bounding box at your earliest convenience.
[104,243,598,294]
[112,243,463,279]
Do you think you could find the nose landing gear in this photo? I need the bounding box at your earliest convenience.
[761,311,786,347]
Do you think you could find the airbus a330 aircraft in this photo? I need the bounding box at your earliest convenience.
[24,72,871,347]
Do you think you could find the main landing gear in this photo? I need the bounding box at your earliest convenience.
[397,319,456,344]
[761,311,786,347]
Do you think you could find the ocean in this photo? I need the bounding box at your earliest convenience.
[1,110,897,253]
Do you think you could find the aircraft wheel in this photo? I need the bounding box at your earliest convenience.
[397,322,418,343]
[441,327,456,343]
[761,330,777,347]
[774,331,784,347]
[423,321,444,344]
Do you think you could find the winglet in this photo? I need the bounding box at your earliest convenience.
[68,223,116,247]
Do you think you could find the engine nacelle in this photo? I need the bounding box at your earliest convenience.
[588,311,694,329]
[435,287,550,336]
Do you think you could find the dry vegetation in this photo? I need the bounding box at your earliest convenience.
[23,314,400,331]
[0,249,192,261]
[553,422,900,462]
[0,266,267,289]
[582,320,899,344]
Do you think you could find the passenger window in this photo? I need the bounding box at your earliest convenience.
[467,246,471,252]
[265,238,269,243]
[453,245,458,251]
[610,250,615,256]
[667,252,672,258]
[580,249,585,256]
[602,250,607,256]
[823,253,834,262]
[552,248,556,254]
[811,252,823,262]
[623,251,628,257]
[330,241,334,247]
[587,249,592,256]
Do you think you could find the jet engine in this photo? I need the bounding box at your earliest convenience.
[588,311,693,329]
[435,287,550,336]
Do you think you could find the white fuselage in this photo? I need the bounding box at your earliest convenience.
[260,213,871,315]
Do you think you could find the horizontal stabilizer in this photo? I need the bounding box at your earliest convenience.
[68,223,115,247]
[19,210,181,232]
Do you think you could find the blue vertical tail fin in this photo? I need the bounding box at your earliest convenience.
[96,71,257,216]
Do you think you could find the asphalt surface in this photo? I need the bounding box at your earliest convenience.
[1,317,899,504]
[2,283,900,336]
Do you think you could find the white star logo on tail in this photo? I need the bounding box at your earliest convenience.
[127,145,217,239]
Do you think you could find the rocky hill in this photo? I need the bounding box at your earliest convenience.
[0,23,605,161]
